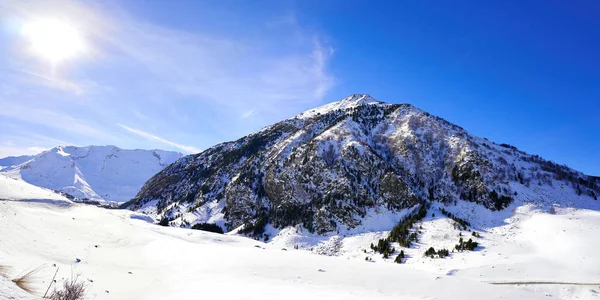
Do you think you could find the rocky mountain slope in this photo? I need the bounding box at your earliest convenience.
[0,145,182,202]
[127,94,599,237]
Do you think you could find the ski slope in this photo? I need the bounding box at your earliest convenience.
[0,186,555,300]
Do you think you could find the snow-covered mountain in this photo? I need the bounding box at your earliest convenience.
[127,94,599,238]
[0,145,182,202]
[2,96,600,300]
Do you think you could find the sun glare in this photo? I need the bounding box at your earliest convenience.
[21,18,86,64]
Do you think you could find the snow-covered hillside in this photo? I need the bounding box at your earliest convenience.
[0,174,70,204]
[0,146,182,203]
[0,197,556,300]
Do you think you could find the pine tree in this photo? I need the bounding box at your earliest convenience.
[394,253,403,263]
[424,247,436,257]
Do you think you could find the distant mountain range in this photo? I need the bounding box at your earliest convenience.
[126,94,599,237]
[0,145,182,202]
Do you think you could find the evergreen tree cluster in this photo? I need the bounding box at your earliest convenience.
[424,247,436,257]
[191,222,224,234]
[180,219,190,227]
[158,217,170,226]
[439,208,471,230]
[370,239,396,258]
[437,248,450,258]
[455,237,478,251]
[489,190,513,211]
[423,247,449,258]
[387,204,428,247]
[238,212,269,236]
[370,204,429,260]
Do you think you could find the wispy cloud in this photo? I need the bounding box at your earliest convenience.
[104,6,336,112]
[311,39,335,99]
[16,69,84,94]
[0,102,109,139]
[0,146,40,158]
[118,124,200,154]
[241,109,256,119]
[0,132,70,158]
[0,0,337,156]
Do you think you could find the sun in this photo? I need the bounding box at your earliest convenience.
[21,18,86,64]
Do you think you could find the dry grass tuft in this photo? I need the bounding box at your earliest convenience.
[49,277,86,300]
[12,265,44,294]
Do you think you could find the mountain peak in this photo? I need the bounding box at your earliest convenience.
[334,94,382,108]
[339,93,378,104]
[297,94,383,119]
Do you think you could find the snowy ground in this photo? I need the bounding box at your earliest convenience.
[0,174,71,204]
[1,176,599,299]
[265,193,600,300]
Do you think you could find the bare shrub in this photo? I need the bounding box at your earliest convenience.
[49,277,86,300]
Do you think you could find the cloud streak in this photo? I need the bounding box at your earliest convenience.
[241,109,256,119]
[118,124,201,154]
[0,0,337,156]
[0,101,110,139]
[104,6,336,114]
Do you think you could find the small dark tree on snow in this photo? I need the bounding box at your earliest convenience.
[394,254,402,263]
[424,247,436,258]
[394,250,405,263]
[158,217,170,227]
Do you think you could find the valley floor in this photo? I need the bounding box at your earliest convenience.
[0,200,556,300]
[1,175,599,299]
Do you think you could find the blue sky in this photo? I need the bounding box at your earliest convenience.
[1,0,598,175]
